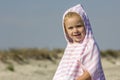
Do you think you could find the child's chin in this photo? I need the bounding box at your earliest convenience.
[77,38,84,42]
[74,39,82,43]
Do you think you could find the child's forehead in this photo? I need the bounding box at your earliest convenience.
[64,12,83,21]
[65,15,83,24]
[66,16,82,23]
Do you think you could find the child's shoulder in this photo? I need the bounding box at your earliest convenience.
[87,38,95,45]
[87,38,100,52]
[86,38,97,50]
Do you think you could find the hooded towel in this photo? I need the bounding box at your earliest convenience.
[53,4,105,80]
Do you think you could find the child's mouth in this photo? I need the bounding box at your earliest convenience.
[73,33,81,36]
[73,34,81,38]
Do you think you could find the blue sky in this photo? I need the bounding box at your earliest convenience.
[0,0,120,50]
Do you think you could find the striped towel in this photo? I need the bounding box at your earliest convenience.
[53,4,106,80]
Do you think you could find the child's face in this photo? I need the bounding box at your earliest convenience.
[65,15,86,43]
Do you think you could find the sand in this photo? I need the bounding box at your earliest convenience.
[0,58,120,80]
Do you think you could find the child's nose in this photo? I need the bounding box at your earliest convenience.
[73,27,78,32]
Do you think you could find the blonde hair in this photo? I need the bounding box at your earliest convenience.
[64,12,84,27]
[64,12,80,22]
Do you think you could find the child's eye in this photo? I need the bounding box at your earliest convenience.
[76,25,83,28]
[68,26,73,30]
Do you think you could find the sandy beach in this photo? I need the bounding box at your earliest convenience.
[0,57,120,80]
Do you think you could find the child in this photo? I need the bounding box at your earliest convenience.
[53,4,106,80]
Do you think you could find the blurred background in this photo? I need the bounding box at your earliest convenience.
[0,0,120,50]
[0,0,120,80]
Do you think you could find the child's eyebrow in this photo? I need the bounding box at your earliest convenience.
[76,23,83,26]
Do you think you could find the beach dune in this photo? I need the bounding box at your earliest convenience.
[0,58,120,80]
